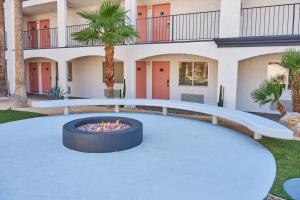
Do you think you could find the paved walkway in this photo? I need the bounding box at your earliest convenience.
[0,113,276,200]
[284,178,300,199]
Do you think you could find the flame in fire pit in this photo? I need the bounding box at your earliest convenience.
[78,120,130,133]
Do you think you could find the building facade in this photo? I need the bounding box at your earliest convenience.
[4,0,300,113]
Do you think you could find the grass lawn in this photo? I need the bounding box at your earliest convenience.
[0,109,46,124]
[260,138,300,200]
[0,110,299,199]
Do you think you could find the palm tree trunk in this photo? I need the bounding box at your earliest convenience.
[104,43,115,98]
[0,0,6,97]
[14,0,27,107]
[291,74,300,112]
[277,101,286,117]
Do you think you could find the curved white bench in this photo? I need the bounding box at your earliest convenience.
[31,98,294,140]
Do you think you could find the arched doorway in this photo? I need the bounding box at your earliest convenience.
[136,54,218,105]
[237,53,291,113]
[25,57,58,95]
[67,56,125,98]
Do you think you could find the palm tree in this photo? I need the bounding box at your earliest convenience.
[73,0,138,98]
[14,0,27,107]
[280,49,300,112]
[0,0,6,97]
[251,79,286,116]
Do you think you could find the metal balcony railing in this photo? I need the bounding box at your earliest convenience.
[136,10,220,43]
[67,24,103,47]
[65,10,220,47]
[23,27,58,49]
[241,3,300,37]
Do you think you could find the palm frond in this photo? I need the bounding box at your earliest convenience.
[72,28,99,44]
[77,9,99,23]
[280,49,300,73]
[73,0,138,46]
[251,79,283,106]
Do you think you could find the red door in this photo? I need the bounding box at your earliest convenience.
[28,21,37,48]
[136,61,147,98]
[137,6,148,43]
[41,62,52,93]
[152,61,170,99]
[29,63,39,93]
[40,19,50,48]
[152,3,170,42]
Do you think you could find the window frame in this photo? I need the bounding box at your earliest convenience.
[178,61,209,87]
[67,62,72,82]
[267,61,290,90]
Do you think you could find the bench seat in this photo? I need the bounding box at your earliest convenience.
[31,98,295,140]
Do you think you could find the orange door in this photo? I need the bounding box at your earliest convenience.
[28,21,37,48]
[152,3,170,42]
[152,61,170,99]
[136,61,147,98]
[137,6,148,43]
[41,62,52,93]
[29,63,39,93]
[40,19,50,48]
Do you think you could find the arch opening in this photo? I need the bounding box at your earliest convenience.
[237,52,292,114]
[135,53,218,105]
[25,57,58,96]
[67,56,125,99]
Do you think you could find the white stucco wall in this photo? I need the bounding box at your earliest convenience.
[23,12,57,30]
[139,54,218,105]
[68,56,124,98]
[137,0,220,14]
[242,0,300,8]
[237,53,285,113]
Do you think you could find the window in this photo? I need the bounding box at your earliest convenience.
[267,62,290,90]
[68,62,72,82]
[179,62,208,86]
[103,62,124,83]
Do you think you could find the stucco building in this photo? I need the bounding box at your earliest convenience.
[4,0,300,113]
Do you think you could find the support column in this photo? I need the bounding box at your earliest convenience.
[58,60,68,97]
[219,0,241,38]
[162,107,168,116]
[217,55,239,109]
[126,45,136,98]
[4,1,15,94]
[212,116,218,125]
[125,0,137,27]
[254,133,263,140]
[57,0,67,47]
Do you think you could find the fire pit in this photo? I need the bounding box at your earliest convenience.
[63,117,143,153]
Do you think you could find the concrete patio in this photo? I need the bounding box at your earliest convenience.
[0,112,276,200]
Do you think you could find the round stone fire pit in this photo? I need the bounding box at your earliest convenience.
[63,117,143,153]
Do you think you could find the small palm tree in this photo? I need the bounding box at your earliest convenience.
[281,49,300,112]
[73,0,138,98]
[251,79,286,116]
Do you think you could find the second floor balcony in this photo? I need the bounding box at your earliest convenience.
[21,3,300,50]
[23,27,58,49]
